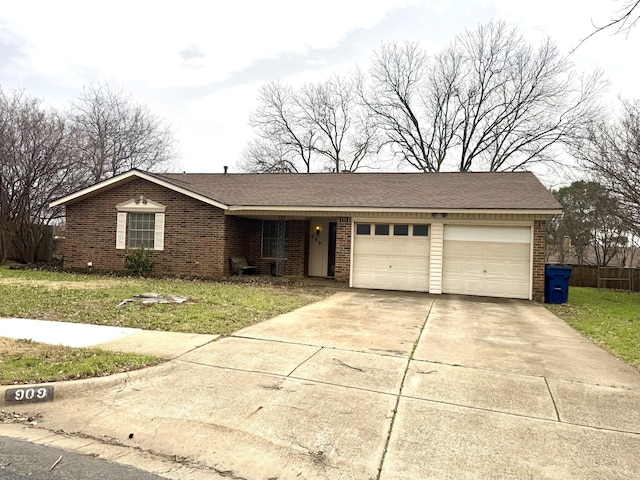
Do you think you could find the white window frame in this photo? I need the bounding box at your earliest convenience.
[116,196,166,251]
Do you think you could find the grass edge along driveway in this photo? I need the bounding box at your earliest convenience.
[545,287,640,370]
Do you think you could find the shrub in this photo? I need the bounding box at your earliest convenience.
[124,248,155,276]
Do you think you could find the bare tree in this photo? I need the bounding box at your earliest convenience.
[360,42,441,172]
[362,21,605,172]
[245,81,316,173]
[573,98,640,236]
[0,88,76,263]
[71,83,175,183]
[242,76,376,173]
[296,76,376,172]
[574,0,639,51]
[238,138,300,173]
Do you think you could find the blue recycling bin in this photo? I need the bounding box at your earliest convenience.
[545,264,572,304]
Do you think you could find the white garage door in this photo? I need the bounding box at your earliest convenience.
[352,223,430,292]
[442,225,531,299]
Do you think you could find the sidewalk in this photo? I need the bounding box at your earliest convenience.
[0,317,218,359]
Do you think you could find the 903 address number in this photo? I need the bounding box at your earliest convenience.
[4,385,54,404]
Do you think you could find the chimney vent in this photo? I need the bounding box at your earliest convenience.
[223,165,228,174]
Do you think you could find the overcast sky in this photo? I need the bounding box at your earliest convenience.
[0,0,637,176]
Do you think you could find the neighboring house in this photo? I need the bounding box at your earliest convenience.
[50,170,561,301]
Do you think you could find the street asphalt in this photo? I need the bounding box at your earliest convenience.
[1,291,639,479]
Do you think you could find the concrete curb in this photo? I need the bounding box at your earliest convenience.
[1,362,177,407]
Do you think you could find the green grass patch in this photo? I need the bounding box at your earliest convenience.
[0,266,330,334]
[546,287,640,369]
[0,338,162,385]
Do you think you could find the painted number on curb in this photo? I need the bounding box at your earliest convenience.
[4,386,54,404]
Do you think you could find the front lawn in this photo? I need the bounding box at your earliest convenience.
[0,337,162,385]
[0,266,331,384]
[546,287,640,369]
[0,267,330,334]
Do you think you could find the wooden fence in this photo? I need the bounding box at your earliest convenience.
[568,265,640,292]
[2,225,63,263]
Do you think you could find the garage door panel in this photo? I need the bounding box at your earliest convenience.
[353,224,430,292]
[485,243,507,258]
[463,279,485,296]
[464,259,485,274]
[372,257,391,269]
[443,226,531,299]
[508,243,531,258]
[464,242,486,256]
[506,281,529,297]
[509,262,529,277]
[353,255,374,269]
[486,261,509,276]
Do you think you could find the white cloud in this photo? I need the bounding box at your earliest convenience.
[0,0,421,88]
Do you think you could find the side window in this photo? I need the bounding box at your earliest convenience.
[356,224,371,235]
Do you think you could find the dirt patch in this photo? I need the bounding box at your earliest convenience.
[0,337,59,356]
[0,278,120,290]
[0,409,42,425]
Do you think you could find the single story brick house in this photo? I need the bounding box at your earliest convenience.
[50,169,561,301]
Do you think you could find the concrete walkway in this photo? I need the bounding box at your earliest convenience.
[0,317,217,359]
[1,291,639,480]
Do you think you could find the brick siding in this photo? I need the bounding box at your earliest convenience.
[532,219,547,302]
[334,217,352,282]
[65,179,251,277]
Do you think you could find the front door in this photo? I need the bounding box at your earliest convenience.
[308,219,337,277]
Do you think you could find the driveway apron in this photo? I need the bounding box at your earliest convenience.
[3,291,639,480]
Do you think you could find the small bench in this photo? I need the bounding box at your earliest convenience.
[229,256,257,275]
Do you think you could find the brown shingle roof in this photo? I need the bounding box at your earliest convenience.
[152,171,560,211]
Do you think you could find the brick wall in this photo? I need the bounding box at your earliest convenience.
[532,219,547,302]
[334,217,351,282]
[64,178,244,277]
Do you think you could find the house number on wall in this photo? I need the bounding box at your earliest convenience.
[4,386,54,404]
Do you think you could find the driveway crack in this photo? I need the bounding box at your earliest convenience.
[287,346,323,377]
[544,377,561,422]
[375,300,434,480]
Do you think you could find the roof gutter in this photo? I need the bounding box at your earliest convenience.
[226,205,562,215]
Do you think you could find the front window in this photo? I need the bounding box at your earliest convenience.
[262,220,287,258]
[128,213,155,249]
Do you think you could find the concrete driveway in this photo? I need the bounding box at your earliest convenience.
[3,291,639,480]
